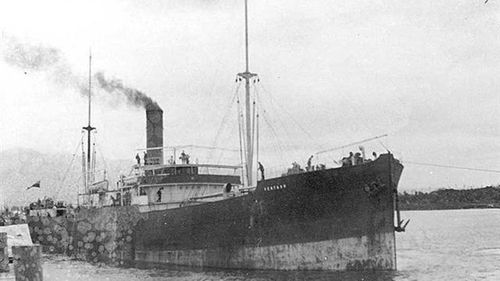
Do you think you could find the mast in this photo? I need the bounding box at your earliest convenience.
[82,51,95,195]
[244,0,250,73]
[238,0,257,187]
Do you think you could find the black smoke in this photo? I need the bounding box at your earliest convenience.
[3,37,60,70]
[95,72,160,110]
[1,35,159,110]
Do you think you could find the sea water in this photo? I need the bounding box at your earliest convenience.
[42,209,500,281]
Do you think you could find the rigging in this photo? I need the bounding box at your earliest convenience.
[403,161,500,174]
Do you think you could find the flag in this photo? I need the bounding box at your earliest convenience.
[26,180,41,190]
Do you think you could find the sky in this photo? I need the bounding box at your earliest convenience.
[0,0,499,191]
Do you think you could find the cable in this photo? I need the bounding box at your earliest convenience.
[237,95,247,185]
[315,134,388,155]
[404,161,500,174]
[254,86,288,154]
[258,82,327,152]
[254,84,286,165]
[260,108,287,164]
[216,116,238,165]
[93,132,109,178]
[255,84,300,150]
[209,81,242,160]
[53,133,85,199]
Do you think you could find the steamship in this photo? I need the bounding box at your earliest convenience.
[28,0,405,271]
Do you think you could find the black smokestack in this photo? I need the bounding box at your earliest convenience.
[145,106,164,165]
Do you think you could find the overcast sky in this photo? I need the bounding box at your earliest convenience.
[0,0,499,191]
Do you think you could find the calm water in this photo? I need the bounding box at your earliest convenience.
[42,209,500,281]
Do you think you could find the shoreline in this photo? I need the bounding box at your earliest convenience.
[400,206,500,211]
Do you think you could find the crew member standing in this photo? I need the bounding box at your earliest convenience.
[135,153,141,166]
[306,155,313,171]
[258,162,265,181]
[168,155,175,165]
[179,150,190,164]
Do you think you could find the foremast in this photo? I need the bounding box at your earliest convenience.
[82,51,95,201]
[237,0,258,187]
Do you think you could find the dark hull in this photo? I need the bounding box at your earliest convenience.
[134,154,403,270]
[27,154,403,271]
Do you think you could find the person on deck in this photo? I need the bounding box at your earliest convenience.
[156,188,162,202]
[143,152,148,165]
[135,153,141,166]
[354,152,363,165]
[359,146,366,162]
[258,162,265,180]
[168,155,175,165]
[306,155,313,171]
[341,156,350,166]
[348,152,354,166]
[179,151,190,164]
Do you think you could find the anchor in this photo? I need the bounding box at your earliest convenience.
[394,190,410,232]
[395,218,410,232]
[388,152,410,233]
[393,186,410,232]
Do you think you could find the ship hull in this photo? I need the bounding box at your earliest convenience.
[27,154,403,271]
[133,153,403,271]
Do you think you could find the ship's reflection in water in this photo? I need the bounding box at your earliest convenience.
[44,209,500,281]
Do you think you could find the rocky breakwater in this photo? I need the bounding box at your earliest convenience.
[28,206,147,265]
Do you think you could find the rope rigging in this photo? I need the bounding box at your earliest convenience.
[256,84,304,149]
[216,115,239,165]
[237,93,247,184]
[403,161,500,174]
[93,131,109,179]
[206,72,401,175]
[252,83,287,165]
[208,80,242,162]
[209,74,339,171]
[259,106,287,164]
[315,134,388,155]
[257,82,327,152]
[53,132,85,200]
